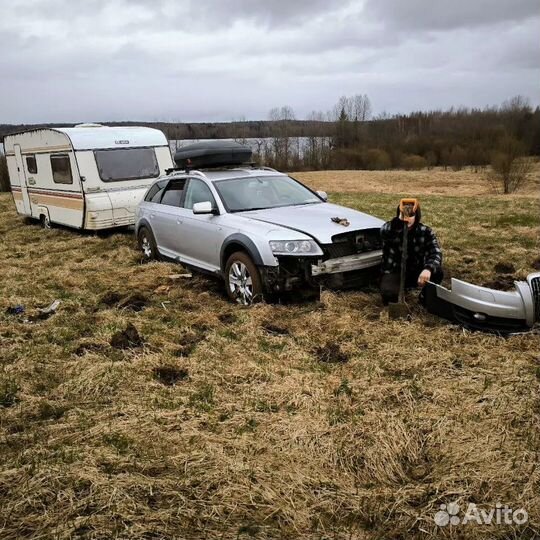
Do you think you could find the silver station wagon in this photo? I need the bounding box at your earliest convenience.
[135,146,384,304]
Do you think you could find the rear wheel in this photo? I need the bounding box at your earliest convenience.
[225,251,264,305]
[138,227,159,261]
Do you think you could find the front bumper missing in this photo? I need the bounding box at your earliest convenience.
[424,272,540,333]
[311,250,383,276]
[260,250,382,294]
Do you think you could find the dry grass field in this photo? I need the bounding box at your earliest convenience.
[294,165,540,197]
[1,168,539,539]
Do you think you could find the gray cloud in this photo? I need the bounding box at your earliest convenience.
[363,0,539,31]
[0,0,538,123]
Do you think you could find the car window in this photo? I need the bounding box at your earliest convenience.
[184,179,216,209]
[145,180,168,203]
[160,178,186,207]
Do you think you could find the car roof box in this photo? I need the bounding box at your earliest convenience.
[174,141,253,169]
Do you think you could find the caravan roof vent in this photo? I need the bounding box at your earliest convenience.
[74,123,104,128]
[174,141,252,169]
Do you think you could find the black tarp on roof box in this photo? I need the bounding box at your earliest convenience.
[174,141,252,169]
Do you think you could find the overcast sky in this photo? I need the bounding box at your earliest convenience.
[1,0,539,123]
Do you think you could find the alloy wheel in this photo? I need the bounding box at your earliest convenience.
[228,261,253,305]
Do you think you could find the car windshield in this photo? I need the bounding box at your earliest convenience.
[214,175,322,212]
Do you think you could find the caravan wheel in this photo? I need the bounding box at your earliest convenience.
[40,214,51,229]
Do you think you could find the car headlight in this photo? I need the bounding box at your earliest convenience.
[269,239,323,256]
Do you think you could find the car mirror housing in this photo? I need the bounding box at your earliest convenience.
[192,201,215,214]
[317,190,328,202]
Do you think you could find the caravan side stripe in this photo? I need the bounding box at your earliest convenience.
[24,188,84,210]
[29,193,84,210]
[27,187,83,199]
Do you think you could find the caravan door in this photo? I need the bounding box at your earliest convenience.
[13,144,32,215]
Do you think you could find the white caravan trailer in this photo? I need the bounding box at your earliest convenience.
[3,124,174,230]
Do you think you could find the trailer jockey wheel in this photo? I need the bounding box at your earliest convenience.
[40,214,51,229]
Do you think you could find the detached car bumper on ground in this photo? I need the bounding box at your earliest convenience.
[424,272,540,333]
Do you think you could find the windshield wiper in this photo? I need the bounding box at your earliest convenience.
[291,201,321,206]
[230,207,270,213]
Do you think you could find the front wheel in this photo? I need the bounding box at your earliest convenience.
[225,251,264,305]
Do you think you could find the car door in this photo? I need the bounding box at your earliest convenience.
[150,177,187,258]
[178,178,221,271]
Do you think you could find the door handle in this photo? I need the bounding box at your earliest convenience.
[176,219,183,224]
[150,213,155,219]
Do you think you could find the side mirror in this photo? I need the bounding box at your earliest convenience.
[317,190,328,202]
[192,201,215,215]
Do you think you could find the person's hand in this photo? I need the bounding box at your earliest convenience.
[418,269,431,287]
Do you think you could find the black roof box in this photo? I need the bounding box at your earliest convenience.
[174,141,252,169]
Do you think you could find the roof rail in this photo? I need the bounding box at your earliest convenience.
[164,167,208,179]
[235,166,279,174]
[189,170,208,179]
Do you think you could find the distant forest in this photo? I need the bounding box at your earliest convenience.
[1,95,539,191]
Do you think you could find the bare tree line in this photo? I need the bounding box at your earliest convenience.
[253,94,538,192]
[1,95,538,193]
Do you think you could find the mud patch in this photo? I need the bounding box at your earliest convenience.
[261,323,290,336]
[98,291,148,311]
[218,312,237,325]
[218,313,238,324]
[110,323,143,349]
[117,293,148,312]
[494,261,516,274]
[482,275,515,291]
[313,342,349,364]
[74,342,108,356]
[174,330,206,357]
[99,291,122,307]
[152,365,189,386]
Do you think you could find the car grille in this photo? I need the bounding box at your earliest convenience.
[530,276,540,321]
[322,228,381,260]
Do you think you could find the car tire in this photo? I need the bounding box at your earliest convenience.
[138,226,159,261]
[225,251,264,305]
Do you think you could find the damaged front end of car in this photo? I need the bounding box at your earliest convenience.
[260,228,384,295]
[423,272,540,334]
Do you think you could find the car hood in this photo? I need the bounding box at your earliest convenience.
[238,203,384,244]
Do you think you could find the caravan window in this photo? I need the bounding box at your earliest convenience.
[50,154,73,184]
[26,155,38,174]
[95,148,159,182]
